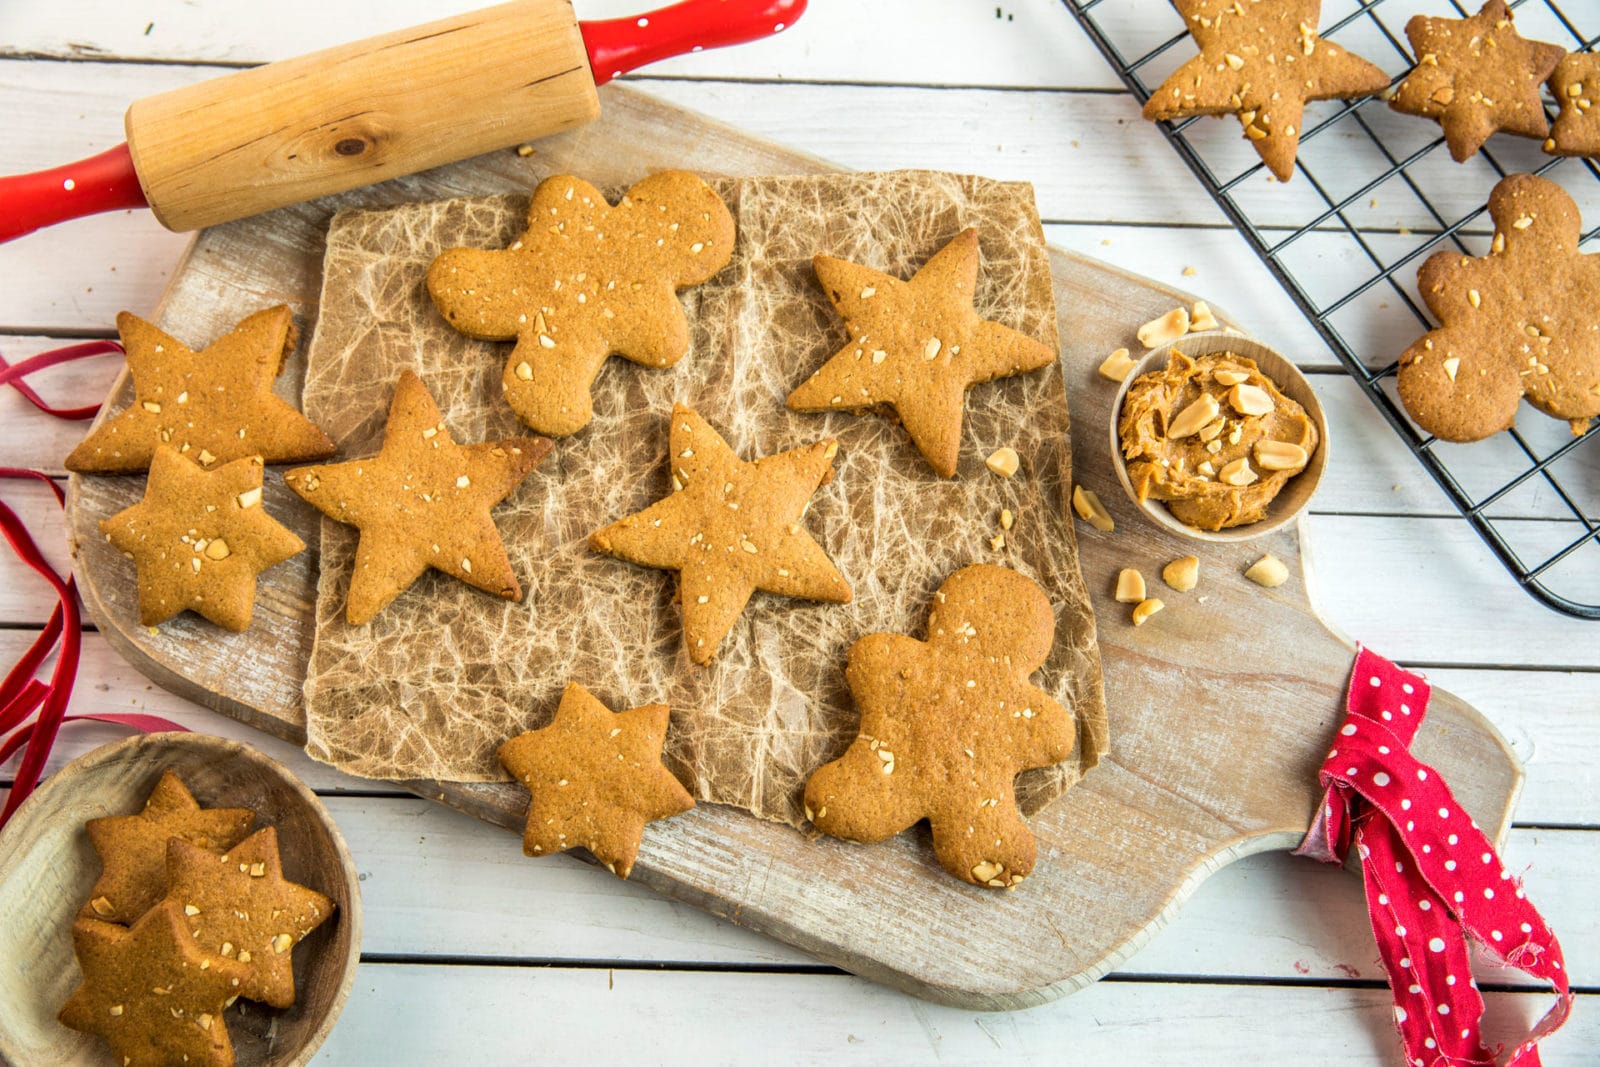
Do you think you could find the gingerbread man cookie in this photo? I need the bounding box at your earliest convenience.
[786,229,1056,478]
[1142,0,1390,182]
[1389,0,1565,163]
[804,565,1075,889]
[498,682,695,879]
[1546,53,1600,157]
[66,306,334,474]
[428,171,735,437]
[1397,173,1600,442]
[589,404,851,665]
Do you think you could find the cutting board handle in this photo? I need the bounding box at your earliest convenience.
[584,0,806,84]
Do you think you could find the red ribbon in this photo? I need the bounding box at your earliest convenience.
[0,336,187,828]
[1296,648,1571,1065]
[0,339,122,420]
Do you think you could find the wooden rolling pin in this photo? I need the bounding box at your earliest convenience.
[0,0,804,240]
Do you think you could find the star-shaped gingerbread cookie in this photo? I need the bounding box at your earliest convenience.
[589,405,851,665]
[804,565,1075,889]
[1396,173,1600,441]
[498,682,694,879]
[66,306,335,474]
[101,446,306,631]
[786,229,1056,478]
[58,902,251,1067]
[1143,0,1391,182]
[1390,0,1565,163]
[1546,53,1600,157]
[284,369,553,624]
[165,827,334,1008]
[428,170,735,437]
[83,769,255,925]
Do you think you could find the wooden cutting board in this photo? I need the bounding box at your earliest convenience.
[63,85,1521,1011]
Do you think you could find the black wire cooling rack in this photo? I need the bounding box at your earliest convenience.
[1066,0,1600,618]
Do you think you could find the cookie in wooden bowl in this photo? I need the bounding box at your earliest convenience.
[0,733,360,1067]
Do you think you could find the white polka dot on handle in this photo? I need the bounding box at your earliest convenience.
[1461,1029,1470,1040]
[1396,861,1406,874]
[1481,853,1492,864]
[1374,772,1391,786]
[1454,891,1464,903]
[1492,930,1504,941]
[1437,1004,1450,1016]
[1447,834,1458,845]
[1401,799,1412,810]
[1425,1038,1437,1050]
[1341,723,1357,736]
[1403,682,1414,694]
[1378,745,1390,755]
[1347,767,1358,776]
[1370,676,1382,687]
[1444,860,1456,871]
[1382,710,1393,721]
[1429,937,1446,952]
[1400,957,1411,968]
[1396,924,1407,937]
[1521,923,1533,934]
[1401,703,1411,715]
[1446,974,1456,986]
[1379,893,1389,906]
[1406,821,1415,832]
[1394,1006,1408,1024]
[1438,807,1450,819]
[1417,769,1428,781]
[1484,888,1494,900]
[1409,983,1422,994]
[1418,899,1431,911]
[63,178,76,191]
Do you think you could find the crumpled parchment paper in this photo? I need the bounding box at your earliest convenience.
[299,169,1107,829]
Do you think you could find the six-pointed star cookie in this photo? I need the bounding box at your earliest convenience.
[1390,0,1565,162]
[498,682,695,879]
[58,902,251,1067]
[1396,173,1600,442]
[166,827,334,1008]
[284,369,553,624]
[786,229,1056,478]
[65,306,335,474]
[1143,0,1391,182]
[804,565,1075,889]
[428,170,735,437]
[83,769,255,925]
[589,405,852,665]
[102,446,306,632]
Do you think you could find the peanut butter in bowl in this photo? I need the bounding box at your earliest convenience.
[1117,348,1319,532]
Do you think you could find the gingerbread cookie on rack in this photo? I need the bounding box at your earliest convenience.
[66,306,334,474]
[59,902,250,1067]
[1389,0,1565,163]
[165,827,333,1008]
[1396,173,1600,442]
[786,228,1055,477]
[1141,0,1391,182]
[284,370,552,624]
[498,682,694,879]
[589,404,851,665]
[428,171,734,437]
[803,564,1075,889]
[1546,52,1600,157]
[102,446,306,632]
[83,770,255,925]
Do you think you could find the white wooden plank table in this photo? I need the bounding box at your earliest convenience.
[1,2,1596,1062]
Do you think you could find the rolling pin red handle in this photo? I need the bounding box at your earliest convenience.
[583,0,806,85]
[0,143,148,244]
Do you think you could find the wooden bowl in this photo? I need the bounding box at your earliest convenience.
[0,733,361,1067]
[1107,331,1330,543]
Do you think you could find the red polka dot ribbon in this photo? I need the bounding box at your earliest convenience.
[1295,647,1571,1066]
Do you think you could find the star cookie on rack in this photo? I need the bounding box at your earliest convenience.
[804,565,1075,889]
[83,770,255,925]
[102,446,306,632]
[589,404,851,665]
[1545,52,1600,157]
[1142,0,1391,182]
[428,171,735,437]
[786,228,1055,478]
[166,827,334,1009]
[58,902,251,1067]
[498,682,695,879]
[284,369,552,624]
[1389,0,1565,163]
[1396,173,1600,442]
[66,306,335,474]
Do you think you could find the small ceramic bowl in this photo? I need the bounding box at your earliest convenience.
[1108,330,1330,543]
[0,733,361,1067]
